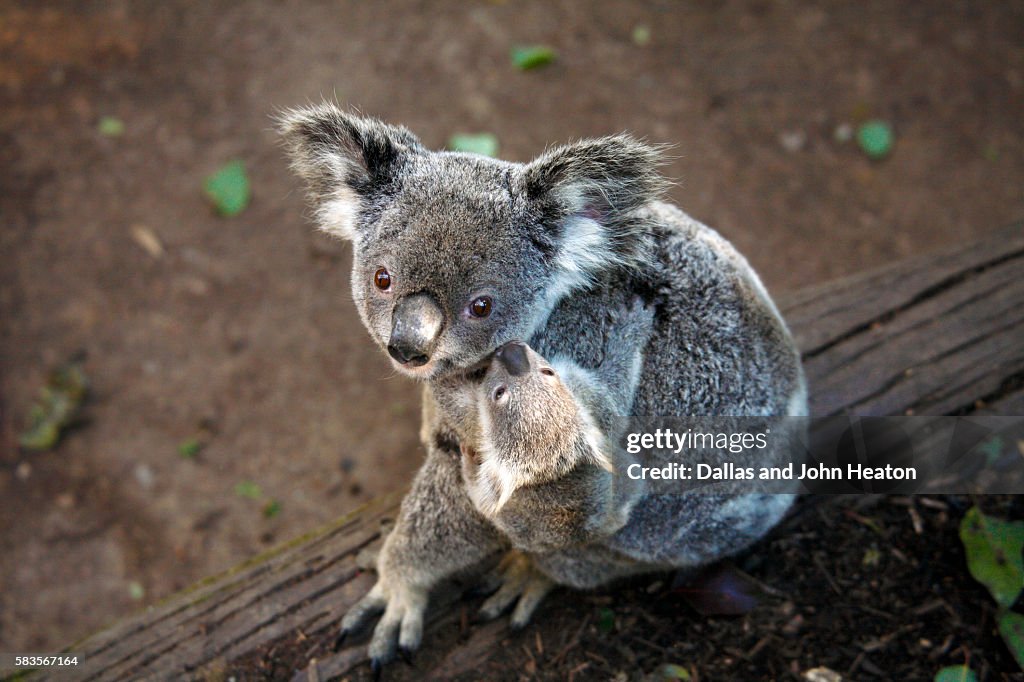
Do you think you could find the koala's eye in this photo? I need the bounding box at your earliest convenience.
[540,367,556,377]
[469,296,492,318]
[373,268,392,291]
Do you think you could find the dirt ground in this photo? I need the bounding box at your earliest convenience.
[1,0,1022,676]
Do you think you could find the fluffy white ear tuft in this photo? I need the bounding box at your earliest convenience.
[524,134,669,290]
[316,186,360,240]
[277,103,423,240]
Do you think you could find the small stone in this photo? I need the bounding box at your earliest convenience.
[803,667,842,682]
[779,130,807,153]
[134,463,155,489]
[834,123,853,143]
[16,461,32,480]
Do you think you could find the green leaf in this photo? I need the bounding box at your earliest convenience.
[959,506,1024,609]
[632,24,651,46]
[128,581,145,601]
[856,120,893,160]
[977,435,1004,465]
[447,133,499,157]
[178,438,202,459]
[597,606,615,633]
[98,116,125,137]
[657,663,691,680]
[19,360,88,451]
[234,480,263,499]
[999,610,1024,671]
[934,666,978,682]
[262,499,282,519]
[204,160,251,216]
[511,45,556,70]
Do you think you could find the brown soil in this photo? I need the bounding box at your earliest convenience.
[1,1,1022,679]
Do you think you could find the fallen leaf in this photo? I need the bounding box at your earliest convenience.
[632,25,651,46]
[178,439,202,459]
[934,665,978,682]
[234,480,263,499]
[674,564,763,616]
[959,506,1024,609]
[204,160,251,217]
[856,120,893,160]
[20,358,89,451]
[998,610,1024,670]
[447,133,499,157]
[656,663,690,680]
[263,499,282,518]
[511,45,556,70]
[131,224,164,258]
[98,115,125,137]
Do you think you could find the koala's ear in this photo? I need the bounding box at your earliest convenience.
[277,104,423,239]
[523,135,668,280]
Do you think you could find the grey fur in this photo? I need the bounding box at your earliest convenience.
[279,104,807,664]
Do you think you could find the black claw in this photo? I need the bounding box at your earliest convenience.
[509,620,526,633]
[333,628,349,651]
[398,646,415,666]
[370,657,382,681]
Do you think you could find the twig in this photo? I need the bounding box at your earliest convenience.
[813,554,842,595]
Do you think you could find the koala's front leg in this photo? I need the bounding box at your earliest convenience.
[339,442,507,667]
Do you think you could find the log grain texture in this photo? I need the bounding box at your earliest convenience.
[39,223,1024,681]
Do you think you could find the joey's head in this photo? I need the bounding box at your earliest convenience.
[480,341,578,463]
[279,103,667,380]
[471,341,613,513]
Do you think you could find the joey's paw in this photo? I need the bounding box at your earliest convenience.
[336,577,429,667]
[478,551,554,629]
[609,294,655,337]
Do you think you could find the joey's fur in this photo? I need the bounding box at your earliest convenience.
[279,104,807,665]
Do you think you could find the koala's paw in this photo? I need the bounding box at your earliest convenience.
[337,575,428,670]
[478,550,554,629]
[622,293,656,325]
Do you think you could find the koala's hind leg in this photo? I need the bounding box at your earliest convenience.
[339,444,507,666]
[478,550,555,628]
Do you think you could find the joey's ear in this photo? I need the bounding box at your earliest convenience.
[523,135,668,281]
[277,103,423,239]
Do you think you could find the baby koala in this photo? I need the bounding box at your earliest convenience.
[461,341,643,554]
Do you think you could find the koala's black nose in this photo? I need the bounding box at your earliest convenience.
[387,341,430,366]
[389,293,444,367]
[495,341,530,376]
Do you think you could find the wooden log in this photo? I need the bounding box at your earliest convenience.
[45,223,1024,681]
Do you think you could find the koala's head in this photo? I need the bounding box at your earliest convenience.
[279,104,666,380]
[471,341,612,514]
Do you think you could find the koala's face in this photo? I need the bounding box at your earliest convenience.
[480,341,577,460]
[350,156,557,379]
[280,104,665,380]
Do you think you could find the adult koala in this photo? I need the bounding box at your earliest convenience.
[280,104,806,669]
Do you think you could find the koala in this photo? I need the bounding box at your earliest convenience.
[279,104,808,668]
[465,295,653,547]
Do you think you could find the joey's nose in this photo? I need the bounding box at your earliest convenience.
[495,341,530,376]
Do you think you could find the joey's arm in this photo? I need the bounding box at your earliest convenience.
[552,295,655,430]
